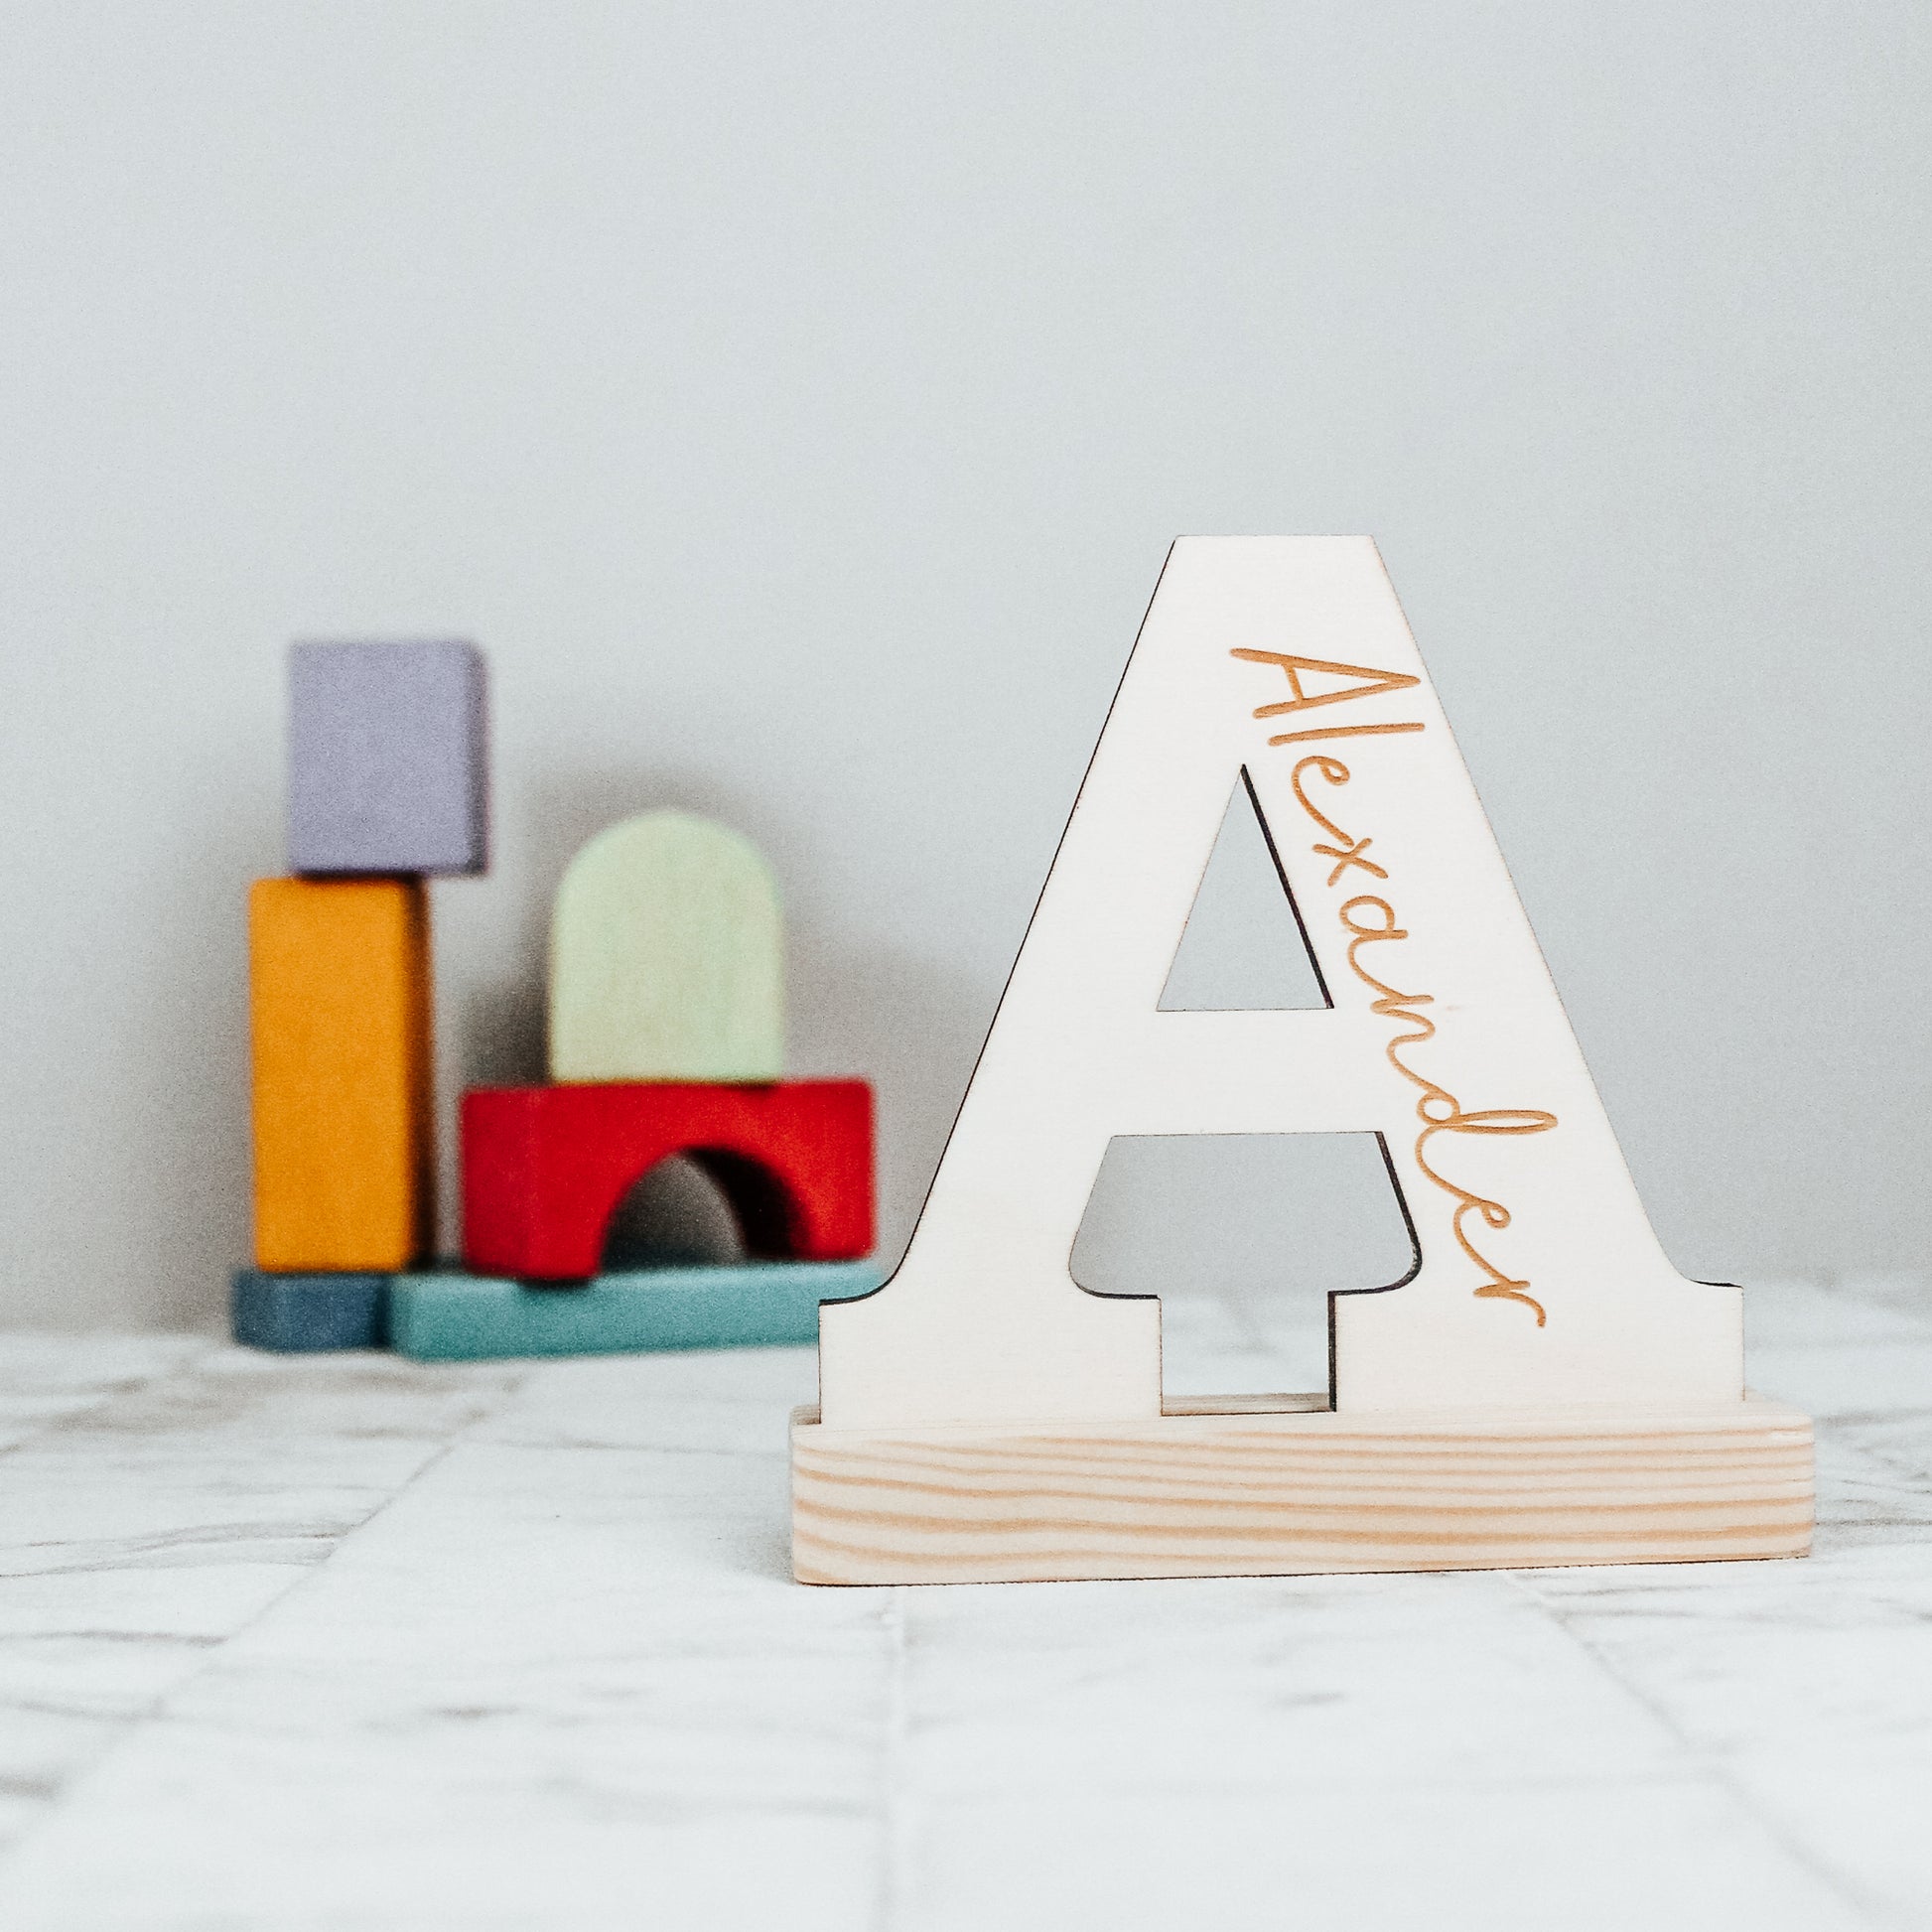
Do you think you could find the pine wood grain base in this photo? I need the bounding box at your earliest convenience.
[790,1395,1813,1585]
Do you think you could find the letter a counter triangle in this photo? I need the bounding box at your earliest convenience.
[791,536,1813,1587]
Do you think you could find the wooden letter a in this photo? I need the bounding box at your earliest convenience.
[797,538,1811,1587]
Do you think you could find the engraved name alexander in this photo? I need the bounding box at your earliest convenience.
[1234,649,1559,1325]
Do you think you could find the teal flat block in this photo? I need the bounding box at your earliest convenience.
[386,1260,881,1362]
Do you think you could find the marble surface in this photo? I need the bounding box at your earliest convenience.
[1,1279,1930,1930]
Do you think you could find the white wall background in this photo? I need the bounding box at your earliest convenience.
[2,2,1928,1330]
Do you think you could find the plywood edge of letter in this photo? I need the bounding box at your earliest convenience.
[789,1396,1814,1586]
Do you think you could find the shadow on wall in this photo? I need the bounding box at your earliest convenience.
[453,760,995,1275]
[785,915,990,1275]
[152,746,284,1329]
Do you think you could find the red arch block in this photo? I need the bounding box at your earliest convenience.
[462,1081,874,1282]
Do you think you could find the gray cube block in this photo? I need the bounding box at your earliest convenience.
[288,640,488,876]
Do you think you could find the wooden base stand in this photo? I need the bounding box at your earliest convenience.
[790,1395,1814,1586]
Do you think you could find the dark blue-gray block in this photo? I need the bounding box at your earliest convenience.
[387,1260,881,1361]
[288,640,488,876]
[231,1270,390,1351]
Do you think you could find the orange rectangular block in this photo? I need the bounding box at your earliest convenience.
[249,878,434,1271]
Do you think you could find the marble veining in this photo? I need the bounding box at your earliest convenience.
[0,1279,1928,1928]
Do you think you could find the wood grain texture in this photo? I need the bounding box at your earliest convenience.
[549,811,782,1083]
[791,1397,1813,1585]
[248,878,434,1271]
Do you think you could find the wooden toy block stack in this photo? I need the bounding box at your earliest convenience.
[387,811,879,1360]
[232,641,485,1350]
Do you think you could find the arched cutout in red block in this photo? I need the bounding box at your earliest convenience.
[461,1081,874,1282]
[599,1154,746,1269]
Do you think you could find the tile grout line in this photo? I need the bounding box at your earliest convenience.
[1500,1567,1905,1931]
[0,1353,534,1884]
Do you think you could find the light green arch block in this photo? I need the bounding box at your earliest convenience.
[549,811,784,1082]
